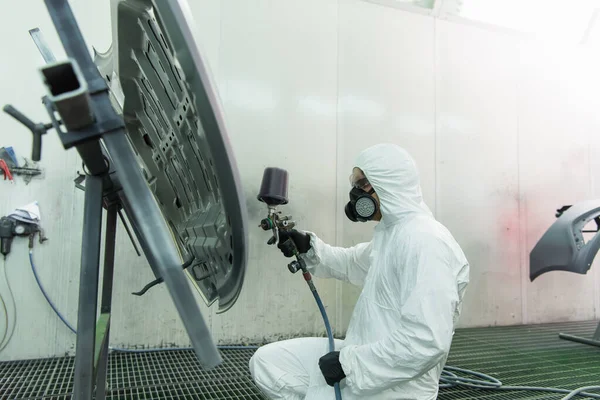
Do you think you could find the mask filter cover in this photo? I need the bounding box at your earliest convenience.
[345,187,378,222]
[355,196,377,218]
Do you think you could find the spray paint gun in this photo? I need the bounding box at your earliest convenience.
[257,167,307,275]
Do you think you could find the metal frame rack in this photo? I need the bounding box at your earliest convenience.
[2,0,223,398]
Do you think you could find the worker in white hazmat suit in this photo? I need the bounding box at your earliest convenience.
[250,143,470,399]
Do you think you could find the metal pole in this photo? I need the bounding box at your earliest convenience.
[100,204,117,314]
[73,175,103,400]
[117,208,141,257]
[29,28,57,63]
[593,321,600,341]
[559,333,600,348]
[94,203,118,400]
[94,322,110,400]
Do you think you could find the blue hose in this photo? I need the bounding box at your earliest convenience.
[29,251,77,334]
[310,285,343,400]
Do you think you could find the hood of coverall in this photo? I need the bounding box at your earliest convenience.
[355,143,433,227]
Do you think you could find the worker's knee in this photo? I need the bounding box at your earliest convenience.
[249,349,259,378]
[249,344,270,379]
[249,345,282,396]
[249,342,309,400]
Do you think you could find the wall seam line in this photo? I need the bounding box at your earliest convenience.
[334,0,344,337]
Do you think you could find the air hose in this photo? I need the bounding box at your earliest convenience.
[301,270,343,400]
[29,250,600,399]
[439,366,600,398]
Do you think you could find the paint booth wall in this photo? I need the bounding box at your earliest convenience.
[1,0,599,361]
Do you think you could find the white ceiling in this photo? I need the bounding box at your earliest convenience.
[369,0,600,45]
[458,0,600,44]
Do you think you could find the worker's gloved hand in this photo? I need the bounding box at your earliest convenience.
[319,351,346,387]
[277,229,311,257]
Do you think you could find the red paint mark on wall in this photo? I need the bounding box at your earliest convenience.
[498,207,521,271]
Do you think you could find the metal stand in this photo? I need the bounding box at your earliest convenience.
[559,322,600,348]
[72,178,119,399]
[2,0,222,398]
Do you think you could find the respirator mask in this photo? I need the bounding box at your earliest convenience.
[345,174,379,222]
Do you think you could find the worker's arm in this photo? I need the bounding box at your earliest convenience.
[338,237,458,395]
[301,232,372,287]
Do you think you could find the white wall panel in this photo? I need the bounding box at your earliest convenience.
[212,0,339,343]
[186,0,222,78]
[435,20,522,327]
[518,41,600,324]
[337,0,436,204]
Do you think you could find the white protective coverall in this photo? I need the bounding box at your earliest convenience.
[250,143,470,399]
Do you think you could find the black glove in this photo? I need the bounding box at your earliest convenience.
[276,229,311,257]
[318,351,346,387]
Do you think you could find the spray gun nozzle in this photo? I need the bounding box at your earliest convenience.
[260,218,274,231]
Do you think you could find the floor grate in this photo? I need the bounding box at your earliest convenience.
[1,321,599,399]
[438,320,600,399]
[0,349,264,400]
